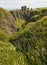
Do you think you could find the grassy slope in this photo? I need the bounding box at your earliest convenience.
[0,8,17,34]
[0,8,28,65]
[0,41,28,65]
[0,16,47,65]
[0,7,47,65]
[10,16,47,65]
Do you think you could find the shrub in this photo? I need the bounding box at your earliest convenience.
[0,30,9,41]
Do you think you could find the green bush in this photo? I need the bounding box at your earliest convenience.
[0,30,9,41]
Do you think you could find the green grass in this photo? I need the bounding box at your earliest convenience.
[0,7,47,65]
[15,18,26,30]
[10,16,47,65]
[0,7,16,35]
[0,41,28,65]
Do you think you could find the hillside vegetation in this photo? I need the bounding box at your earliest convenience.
[0,6,47,65]
[10,16,47,65]
[0,8,17,34]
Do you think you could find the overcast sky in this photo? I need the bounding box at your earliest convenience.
[0,0,47,10]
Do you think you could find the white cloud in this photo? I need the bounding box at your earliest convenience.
[0,0,47,10]
[0,0,47,3]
